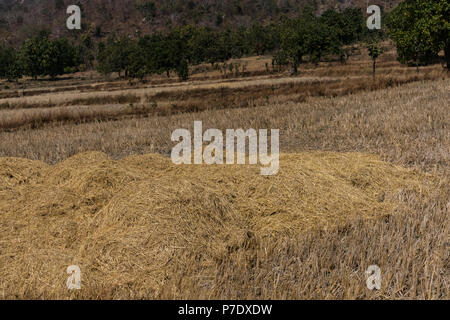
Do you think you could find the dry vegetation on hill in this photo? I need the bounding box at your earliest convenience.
[0,0,400,45]
[0,44,448,299]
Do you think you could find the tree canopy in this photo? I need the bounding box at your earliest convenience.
[388,0,450,69]
[1,3,447,82]
[20,31,78,79]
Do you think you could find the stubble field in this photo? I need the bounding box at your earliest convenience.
[0,44,448,299]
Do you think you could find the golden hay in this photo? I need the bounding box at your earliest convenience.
[0,151,437,299]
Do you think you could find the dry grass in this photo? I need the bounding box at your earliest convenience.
[0,46,448,300]
[0,42,446,131]
[0,79,448,300]
[0,42,445,106]
[0,94,141,111]
[0,72,446,130]
[1,79,447,173]
[0,103,155,130]
[0,151,446,299]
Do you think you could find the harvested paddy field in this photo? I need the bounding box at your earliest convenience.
[0,151,446,299]
[0,50,448,299]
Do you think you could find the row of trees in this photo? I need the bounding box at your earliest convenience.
[0,1,448,81]
[96,8,368,79]
[0,7,367,81]
[0,31,79,81]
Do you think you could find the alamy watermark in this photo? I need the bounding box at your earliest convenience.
[366,265,381,290]
[66,265,81,290]
[367,5,381,30]
[171,121,279,176]
[66,5,81,30]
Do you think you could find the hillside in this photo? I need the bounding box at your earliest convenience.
[0,0,400,45]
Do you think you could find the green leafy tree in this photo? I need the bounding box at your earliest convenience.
[165,29,189,79]
[388,0,450,69]
[21,31,78,79]
[142,33,172,76]
[248,23,270,55]
[97,36,135,77]
[303,20,342,66]
[176,58,189,81]
[366,40,384,79]
[222,27,249,59]
[127,40,147,80]
[320,8,364,45]
[77,32,96,71]
[278,18,306,74]
[21,31,49,79]
[277,17,343,74]
[44,38,78,78]
[0,46,22,81]
[202,31,231,66]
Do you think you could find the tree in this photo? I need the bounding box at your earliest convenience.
[277,18,306,74]
[303,20,342,66]
[165,29,190,80]
[202,30,231,66]
[320,8,364,45]
[20,31,49,79]
[247,23,280,56]
[276,17,343,74]
[388,0,450,70]
[248,23,269,55]
[131,29,191,81]
[366,40,384,79]
[44,38,78,78]
[77,31,96,71]
[186,26,211,65]
[0,46,22,81]
[21,31,78,79]
[222,27,249,59]
[176,58,189,81]
[141,33,171,76]
[127,40,147,80]
[97,36,135,77]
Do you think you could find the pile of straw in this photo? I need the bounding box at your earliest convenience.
[0,151,436,299]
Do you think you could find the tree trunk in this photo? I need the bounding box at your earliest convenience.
[291,62,298,75]
[373,59,376,79]
[415,52,419,72]
[445,39,450,71]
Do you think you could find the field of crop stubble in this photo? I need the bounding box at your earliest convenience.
[0,43,448,299]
